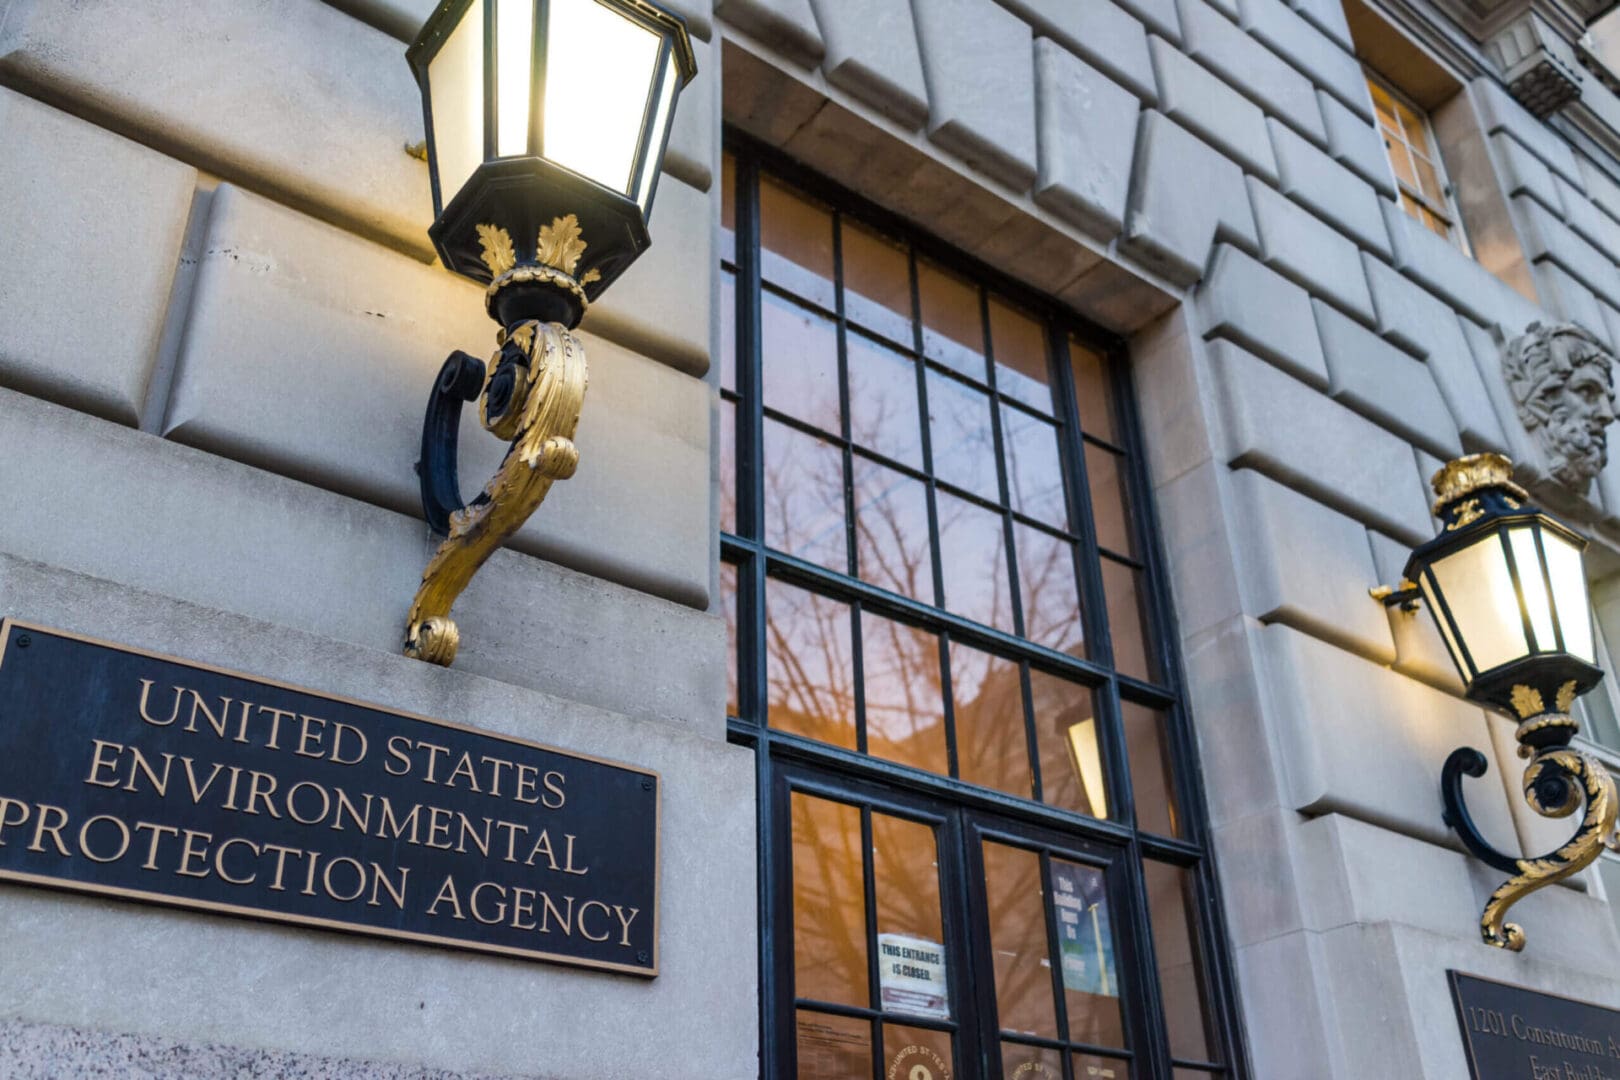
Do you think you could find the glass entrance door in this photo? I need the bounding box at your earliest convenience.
[777,764,1146,1080]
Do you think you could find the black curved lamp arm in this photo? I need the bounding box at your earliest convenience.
[416,350,487,536]
[1440,748,1521,875]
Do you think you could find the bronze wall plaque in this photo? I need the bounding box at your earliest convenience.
[0,621,659,975]
[1450,971,1620,1078]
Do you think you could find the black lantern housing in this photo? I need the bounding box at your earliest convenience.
[407,0,697,327]
[1404,453,1600,748]
[1400,453,1617,953]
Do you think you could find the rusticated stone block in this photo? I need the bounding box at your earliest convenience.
[0,86,195,426]
[1121,111,1257,285]
[1033,40,1139,241]
[913,0,1039,188]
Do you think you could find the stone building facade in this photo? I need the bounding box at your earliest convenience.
[5,0,1620,1076]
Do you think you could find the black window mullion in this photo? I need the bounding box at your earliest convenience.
[978,287,1044,807]
[768,745,797,1078]
[1049,323,1114,680]
[860,805,883,1080]
[1038,849,1076,1080]
[1051,325,1137,842]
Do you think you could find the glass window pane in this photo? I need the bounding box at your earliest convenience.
[764,419,847,572]
[763,292,841,433]
[427,0,486,210]
[719,397,736,536]
[1546,529,1595,661]
[937,492,1015,633]
[1124,701,1181,837]
[1508,527,1557,653]
[1414,154,1444,204]
[885,1024,954,1080]
[720,271,736,390]
[1101,556,1157,682]
[1429,533,1528,675]
[843,219,913,344]
[797,1009,873,1078]
[722,561,739,717]
[1086,444,1135,557]
[1003,407,1069,530]
[919,259,987,379]
[1003,1043,1064,1078]
[983,842,1058,1038]
[1397,97,1428,150]
[542,0,660,194]
[634,50,678,212]
[928,372,1001,503]
[721,151,736,262]
[791,794,869,1007]
[1367,78,1397,128]
[494,0,535,157]
[848,331,924,470]
[1075,1053,1131,1079]
[1029,670,1107,819]
[1051,859,1125,1047]
[952,643,1031,797]
[1420,205,1451,239]
[863,613,948,776]
[760,175,835,308]
[1144,861,1216,1064]
[768,580,856,749]
[1387,140,1418,190]
[1070,339,1118,444]
[873,814,949,1018]
[991,296,1054,412]
[1013,524,1085,656]
[853,457,935,603]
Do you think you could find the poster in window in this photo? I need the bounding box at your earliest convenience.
[877,932,950,1019]
[1051,861,1117,997]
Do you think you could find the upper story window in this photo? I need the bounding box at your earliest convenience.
[1368,72,1470,252]
[718,139,1247,1079]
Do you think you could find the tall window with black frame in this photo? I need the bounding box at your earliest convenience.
[718,139,1249,1080]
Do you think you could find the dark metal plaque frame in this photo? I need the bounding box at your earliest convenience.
[0,620,661,976]
[1450,970,1620,1078]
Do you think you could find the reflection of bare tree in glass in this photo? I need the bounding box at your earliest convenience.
[984,842,1061,1039]
[751,332,1093,1047]
[791,793,868,1010]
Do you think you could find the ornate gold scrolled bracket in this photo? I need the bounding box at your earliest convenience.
[1483,748,1617,950]
[404,321,588,666]
[1444,739,1619,951]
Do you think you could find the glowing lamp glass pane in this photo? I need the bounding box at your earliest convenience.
[1420,573,1469,678]
[637,50,679,212]
[1507,526,1556,653]
[1545,530,1595,662]
[543,0,662,194]
[495,0,535,157]
[427,0,487,210]
[1430,533,1530,675]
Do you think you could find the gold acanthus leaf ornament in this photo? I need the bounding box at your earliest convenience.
[538,214,588,277]
[1557,679,1579,714]
[476,223,516,279]
[1511,684,1546,719]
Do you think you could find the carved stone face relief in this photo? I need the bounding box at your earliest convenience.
[1501,321,1618,490]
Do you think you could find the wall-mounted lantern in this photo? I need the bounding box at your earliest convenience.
[1379,453,1616,950]
[401,0,696,666]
